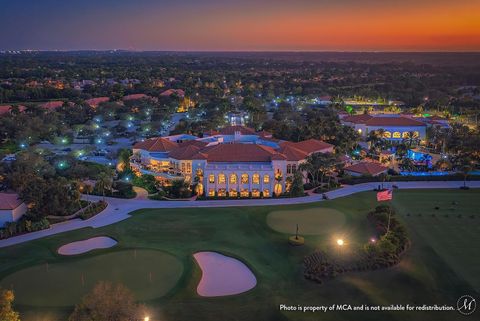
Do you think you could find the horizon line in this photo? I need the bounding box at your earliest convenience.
[2,49,480,54]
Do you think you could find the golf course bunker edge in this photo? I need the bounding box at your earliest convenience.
[194,251,257,297]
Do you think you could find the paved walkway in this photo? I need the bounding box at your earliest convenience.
[1,181,479,248]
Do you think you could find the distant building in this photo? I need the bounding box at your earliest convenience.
[131,126,334,197]
[160,89,185,98]
[0,193,27,227]
[342,114,427,141]
[85,97,110,108]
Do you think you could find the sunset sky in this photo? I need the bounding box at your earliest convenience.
[1,0,479,51]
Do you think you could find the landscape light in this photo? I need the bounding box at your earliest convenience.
[19,143,27,148]
[336,239,344,246]
[61,138,68,144]
[370,238,376,243]
[144,317,150,321]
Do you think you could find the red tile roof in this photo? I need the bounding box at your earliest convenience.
[85,97,110,107]
[40,101,64,110]
[133,137,178,152]
[342,114,373,124]
[0,193,24,210]
[169,145,202,160]
[364,117,426,127]
[344,162,388,176]
[219,125,256,135]
[0,105,12,115]
[122,94,149,101]
[278,145,308,161]
[281,139,334,155]
[160,89,185,97]
[193,143,285,162]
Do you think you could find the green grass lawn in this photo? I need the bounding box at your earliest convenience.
[0,189,478,321]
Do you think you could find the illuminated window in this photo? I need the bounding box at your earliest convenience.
[383,131,392,138]
[263,175,270,183]
[209,174,215,183]
[181,163,185,172]
[230,173,237,184]
[252,189,260,197]
[252,173,260,184]
[402,132,409,138]
[241,173,249,184]
[274,183,282,195]
[218,173,226,184]
[393,132,401,138]
[196,168,203,177]
[218,188,226,197]
[229,189,238,197]
[186,163,191,174]
[240,189,249,197]
[263,189,270,197]
[413,131,420,138]
[208,189,215,197]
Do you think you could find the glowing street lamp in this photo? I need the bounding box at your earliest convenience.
[336,239,345,246]
[144,317,150,321]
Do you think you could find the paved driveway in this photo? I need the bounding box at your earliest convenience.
[1,181,478,248]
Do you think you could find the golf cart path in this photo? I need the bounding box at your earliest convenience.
[1,181,479,248]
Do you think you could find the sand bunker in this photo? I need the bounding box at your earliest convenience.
[58,236,117,255]
[193,251,256,297]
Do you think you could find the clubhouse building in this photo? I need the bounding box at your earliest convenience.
[341,114,427,142]
[131,126,334,197]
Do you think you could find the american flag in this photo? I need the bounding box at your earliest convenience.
[377,189,393,201]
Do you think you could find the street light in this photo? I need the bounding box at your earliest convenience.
[336,239,344,246]
[144,317,150,321]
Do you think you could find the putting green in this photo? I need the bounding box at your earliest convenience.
[267,208,346,235]
[0,249,183,307]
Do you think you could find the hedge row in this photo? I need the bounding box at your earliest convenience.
[0,218,50,240]
[339,174,480,185]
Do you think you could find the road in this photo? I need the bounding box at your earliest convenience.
[1,181,479,248]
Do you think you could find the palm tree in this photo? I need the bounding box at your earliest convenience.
[455,157,473,188]
[402,131,418,148]
[96,172,113,202]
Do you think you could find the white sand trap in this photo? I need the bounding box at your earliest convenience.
[58,236,117,255]
[193,251,256,297]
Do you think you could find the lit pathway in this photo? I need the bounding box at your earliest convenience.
[1,181,479,248]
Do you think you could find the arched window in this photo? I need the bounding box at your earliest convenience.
[208,189,215,197]
[209,174,215,184]
[263,175,270,184]
[383,131,392,138]
[252,173,260,184]
[252,189,260,197]
[241,173,249,184]
[393,132,401,138]
[402,132,409,138]
[240,189,249,197]
[230,173,237,184]
[218,173,226,184]
[218,188,227,197]
[413,131,420,138]
[263,189,270,197]
[229,189,238,197]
